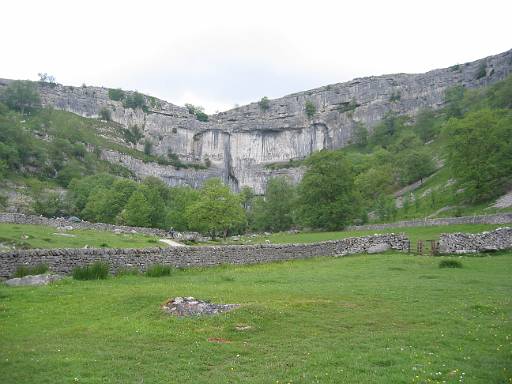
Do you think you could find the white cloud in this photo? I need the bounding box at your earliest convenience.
[1,0,511,113]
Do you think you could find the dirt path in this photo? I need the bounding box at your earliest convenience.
[159,239,186,247]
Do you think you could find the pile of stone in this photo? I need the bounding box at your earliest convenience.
[161,296,239,316]
[439,227,512,254]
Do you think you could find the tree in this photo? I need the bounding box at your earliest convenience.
[395,149,435,185]
[186,179,246,238]
[414,109,438,142]
[352,122,368,147]
[296,151,362,230]
[305,100,316,118]
[443,109,512,202]
[37,73,56,84]
[355,165,394,202]
[1,80,41,114]
[166,186,200,231]
[140,184,167,228]
[252,177,296,231]
[120,190,152,227]
[444,86,465,118]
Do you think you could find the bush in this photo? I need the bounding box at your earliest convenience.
[259,96,270,111]
[99,107,111,121]
[305,100,316,118]
[475,63,487,80]
[14,263,49,277]
[143,139,152,155]
[123,91,146,110]
[195,110,208,122]
[115,267,141,277]
[108,88,125,101]
[72,261,109,280]
[145,264,173,277]
[439,259,463,269]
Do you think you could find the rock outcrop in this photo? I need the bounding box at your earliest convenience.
[1,49,511,193]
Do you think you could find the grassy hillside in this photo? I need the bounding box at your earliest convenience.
[1,252,510,383]
[0,223,163,250]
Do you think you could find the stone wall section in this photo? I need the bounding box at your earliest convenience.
[347,213,512,231]
[0,234,408,278]
[439,227,512,254]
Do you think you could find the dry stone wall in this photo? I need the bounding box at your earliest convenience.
[346,213,512,231]
[0,234,408,278]
[439,227,512,254]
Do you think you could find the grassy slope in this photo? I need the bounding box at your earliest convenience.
[217,223,506,248]
[0,252,510,383]
[0,223,163,249]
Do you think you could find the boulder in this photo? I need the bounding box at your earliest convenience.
[5,274,63,287]
[367,243,390,254]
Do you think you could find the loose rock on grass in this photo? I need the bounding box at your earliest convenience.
[161,296,239,316]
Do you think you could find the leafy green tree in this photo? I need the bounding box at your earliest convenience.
[296,151,362,230]
[352,122,368,147]
[444,86,465,118]
[104,178,138,222]
[414,109,438,142]
[443,109,512,202]
[488,74,512,109]
[120,190,152,227]
[1,80,41,114]
[166,186,200,231]
[81,187,111,222]
[370,112,407,148]
[67,174,116,214]
[355,165,394,202]
[186,179,246,238]
[140,184,167,228]
[394,149,435,185]
[252,177,296,231]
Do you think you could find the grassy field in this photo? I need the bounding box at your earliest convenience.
[0,223,163,250]
[220,223,507,248]
[0,252,511,383]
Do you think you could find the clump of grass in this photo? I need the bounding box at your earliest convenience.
[145,264,172,277]
[99,243,110,248]
[221,275,235,282]
[14,263,49,277]
[72,261,109,280]
[439,259,463,268]
[146,239,158,243]
[115,267,141,277]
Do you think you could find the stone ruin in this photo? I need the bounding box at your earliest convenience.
[161,297,239,316]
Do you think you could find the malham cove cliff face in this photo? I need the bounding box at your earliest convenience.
[6,49,512,194]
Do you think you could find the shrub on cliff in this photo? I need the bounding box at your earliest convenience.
[259,96,270,111]
[305,100,316,118]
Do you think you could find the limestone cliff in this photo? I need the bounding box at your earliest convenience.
[2,49,511,193]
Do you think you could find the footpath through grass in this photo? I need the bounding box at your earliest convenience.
[0,223,162,250]
[1,252,511,383]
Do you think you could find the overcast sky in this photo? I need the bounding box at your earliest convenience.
[2,0,511,113]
